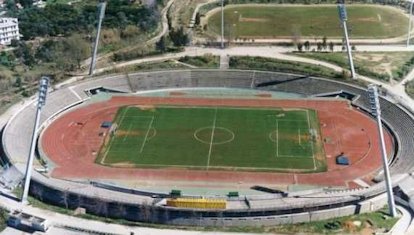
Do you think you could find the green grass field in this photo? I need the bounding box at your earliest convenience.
[97,105,326,172]
[207,5,408,39]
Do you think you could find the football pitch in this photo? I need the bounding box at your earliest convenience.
[207,5,407,39]
[97,105,326,172]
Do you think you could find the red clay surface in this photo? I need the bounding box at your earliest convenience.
[41,96,393,188]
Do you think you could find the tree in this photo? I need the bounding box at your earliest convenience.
[341,69,351,79]
[195,12,201,26]
[317,42,323,51]
[5,0,18,13]
[169,27,189,47]
[121,25,140,38]
[322,36,327,51]
[64,34,91,69]
[329,41,334,52]
[297,43,303,52]
[155,36,166,52]
[14,77,22,88]
[304,41,310,51]
[14,42,35,67]
[18,0,33,8]
[10,39,19,47]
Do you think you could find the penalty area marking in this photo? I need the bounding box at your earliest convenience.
[269,118,314,159]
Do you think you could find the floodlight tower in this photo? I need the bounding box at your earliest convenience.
[89,0,107,76]
[367,84,397,217]
[337,3,356,79]
[407,0,414,47]
[221,0,224,49]
[22,76,50,204]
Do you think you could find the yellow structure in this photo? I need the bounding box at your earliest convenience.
[166,198,226,209]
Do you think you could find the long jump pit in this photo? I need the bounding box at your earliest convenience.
[40,94,394,195]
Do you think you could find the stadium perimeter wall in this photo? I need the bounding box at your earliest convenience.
[1,69,413,226]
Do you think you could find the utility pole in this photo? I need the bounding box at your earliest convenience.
[407,0,413,47]
[367,85,397,217]
[22,76,49,204]
[89,1,107,76]
[337,3,356,79]
[221,0,224,49]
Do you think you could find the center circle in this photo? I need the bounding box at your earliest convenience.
[194,127,235,145]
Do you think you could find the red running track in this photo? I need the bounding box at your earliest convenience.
[41,96,393,188]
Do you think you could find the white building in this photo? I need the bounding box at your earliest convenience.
[0,17,20,45]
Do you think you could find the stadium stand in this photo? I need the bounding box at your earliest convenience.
[128,70,192,91]
[0,166,22,190]
[1,69,414,226]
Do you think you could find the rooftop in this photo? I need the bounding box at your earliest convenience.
[0,17,18,28]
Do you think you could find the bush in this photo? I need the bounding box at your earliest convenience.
[178,55,219,68]
[229,56,340,78]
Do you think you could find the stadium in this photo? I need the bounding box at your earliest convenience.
[1,69,413,226]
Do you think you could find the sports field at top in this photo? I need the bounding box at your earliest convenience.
[207,5,408,39]
[97,105,326,172]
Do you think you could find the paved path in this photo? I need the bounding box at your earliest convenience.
[219,54,229,69]
[94,45,414,74]
[392,205,412,235]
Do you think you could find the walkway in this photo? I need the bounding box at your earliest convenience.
[392,205,413,235]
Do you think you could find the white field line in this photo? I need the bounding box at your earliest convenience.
[274,115,314,159]
[105,162,313,171]
[122,116,153,142]
[100,107,129,164]
[117,107,130,128]
[276,120,279,157]
[139,116,155,153]
[123,122,134,142]
[306,110,317,170]
[206,108,218,170]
